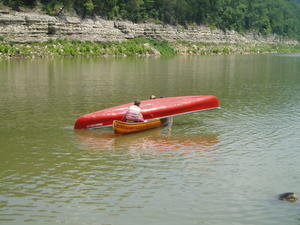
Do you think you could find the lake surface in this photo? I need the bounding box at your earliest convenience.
[0,54,300,225]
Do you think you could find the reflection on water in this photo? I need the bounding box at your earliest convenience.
[75,122,219,156]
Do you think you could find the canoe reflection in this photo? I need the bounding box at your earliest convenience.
[75,128,116,151]
[75,126,219,154]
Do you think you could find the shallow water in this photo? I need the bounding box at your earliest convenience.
[0,54,300,225]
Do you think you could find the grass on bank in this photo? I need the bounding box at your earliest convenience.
[175,40,300,55]
[0,37,299,59]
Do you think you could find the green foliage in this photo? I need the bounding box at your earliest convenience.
[149,39,176,56]
[41,0,65,16]
[0,39,299,59]
[3,0,23,10]
[0,43,16,56]
[84,0,94,12]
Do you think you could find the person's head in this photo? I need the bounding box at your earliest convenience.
[134,100,141,106]
[150,95,156,99]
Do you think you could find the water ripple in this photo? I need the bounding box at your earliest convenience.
[1,55,300,225]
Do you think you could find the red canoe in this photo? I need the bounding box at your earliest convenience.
[74,95,219,129]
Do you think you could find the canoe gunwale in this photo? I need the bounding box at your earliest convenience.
[86,106,220,129]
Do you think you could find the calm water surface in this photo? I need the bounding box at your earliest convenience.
[0,54,300,225]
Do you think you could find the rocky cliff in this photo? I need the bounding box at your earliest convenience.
[0,11,297,44]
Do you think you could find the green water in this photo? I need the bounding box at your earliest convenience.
[0,54,300,225]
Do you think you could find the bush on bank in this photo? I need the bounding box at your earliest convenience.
[0,37,299,59]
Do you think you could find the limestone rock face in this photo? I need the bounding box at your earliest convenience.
[0,12,297,44]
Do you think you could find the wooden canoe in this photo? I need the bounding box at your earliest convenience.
[113,119,166,134]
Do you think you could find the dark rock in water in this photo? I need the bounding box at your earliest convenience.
[278,192,298,202]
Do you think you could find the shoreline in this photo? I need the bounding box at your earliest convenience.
[0,11,299,59]
[0,38,299,59]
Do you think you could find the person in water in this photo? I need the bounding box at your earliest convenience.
[123,100,144,123]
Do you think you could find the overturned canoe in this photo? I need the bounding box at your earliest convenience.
[113,119,165,134]
[74,95,219,129]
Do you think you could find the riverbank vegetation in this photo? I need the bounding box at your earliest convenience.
[1,0,300,40]
[0,38,299,59]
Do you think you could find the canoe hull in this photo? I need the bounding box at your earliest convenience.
[113,119,165,134]
[74,95,219,129]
